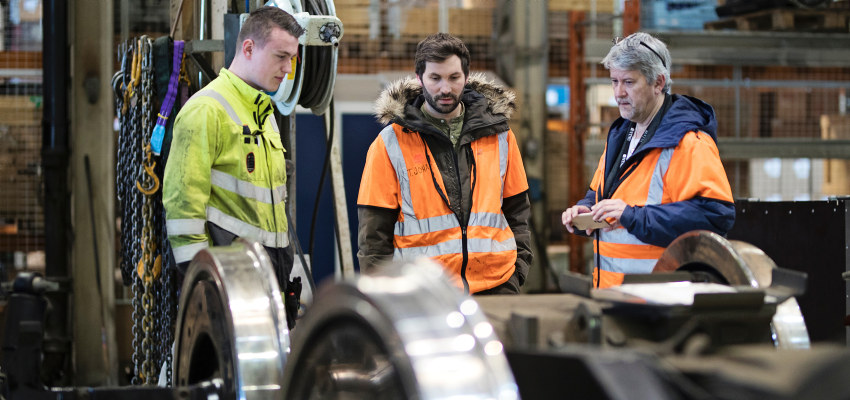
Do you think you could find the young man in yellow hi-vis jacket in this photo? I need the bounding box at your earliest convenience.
[357,33,533,295]
[562,32,735,289]
[163,7,304,325]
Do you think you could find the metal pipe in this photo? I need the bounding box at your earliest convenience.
[199,0,207,86]
[120,0,128,43]
[438,0,448,33]
[42,0,72,386]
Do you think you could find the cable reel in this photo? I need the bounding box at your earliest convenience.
[264,0,305,116]
[266,0,343,116]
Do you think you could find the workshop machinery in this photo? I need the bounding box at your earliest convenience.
[4,230,850,399]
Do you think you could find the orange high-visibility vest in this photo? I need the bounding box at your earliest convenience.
[358,124,528,293]
[589,130,733,288]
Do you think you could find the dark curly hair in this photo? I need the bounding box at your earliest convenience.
[414,33,470,78]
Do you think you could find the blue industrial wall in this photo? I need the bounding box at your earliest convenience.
[294,112,383,286]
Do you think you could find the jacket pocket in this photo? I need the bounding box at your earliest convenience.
[266,132,287,186]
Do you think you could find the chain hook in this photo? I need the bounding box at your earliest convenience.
[135,144,160,195]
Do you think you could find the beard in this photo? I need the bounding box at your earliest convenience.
[617,99,641,121]
[423,90,461,115]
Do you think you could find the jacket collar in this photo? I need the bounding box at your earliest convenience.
[219,68,274,129]
[374,73,516,140]
[609,94,718,150]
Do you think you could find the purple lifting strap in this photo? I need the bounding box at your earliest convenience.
[151,40,185,155]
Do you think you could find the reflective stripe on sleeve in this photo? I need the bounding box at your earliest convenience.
[166,219,206,235]
[172,241,210,264]
[206,205,290,248]
[210,169,286,204]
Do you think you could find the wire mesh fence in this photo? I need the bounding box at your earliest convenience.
[0,1,45,279]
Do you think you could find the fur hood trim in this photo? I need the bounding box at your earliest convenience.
[374,72,516,125]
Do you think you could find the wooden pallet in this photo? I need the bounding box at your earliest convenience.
[705,7,850,32]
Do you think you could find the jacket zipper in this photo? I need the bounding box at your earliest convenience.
[452,149,470,294]
[421,135,470,294]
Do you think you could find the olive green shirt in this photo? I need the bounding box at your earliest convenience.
[421,102,465,147]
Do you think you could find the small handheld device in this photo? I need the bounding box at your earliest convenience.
[572,213,611,230]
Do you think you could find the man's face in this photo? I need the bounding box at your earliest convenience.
[419,55,467,117]
[610,68,662,125]
[245,27,299,93]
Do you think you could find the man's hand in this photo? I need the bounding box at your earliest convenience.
[590,199,627,232]
[562,205,592,234]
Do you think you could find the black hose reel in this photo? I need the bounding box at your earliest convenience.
[266,0,343,116]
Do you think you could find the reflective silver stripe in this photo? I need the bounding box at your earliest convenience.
[468,237,516,253]
[193,89,242,126]
[385,127,517,259]
[598,254,657,274]
[394,214,459,237]
[268,111,280,133]
[598,147,675,249]
[206,206,290,248]
[395,237,516,259]
[172,241,210,264]
[210,169,286,205]
[497,131,508,195]
[380,126,414,217]
[395,239,463,259]
[646,148,674,205]
[469,211,510,231]
[599,227,647,246]
[393,210,509,238]
[166,219,206,235]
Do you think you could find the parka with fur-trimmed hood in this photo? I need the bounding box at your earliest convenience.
[357,73,533,294]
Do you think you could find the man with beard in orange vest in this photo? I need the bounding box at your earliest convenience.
[357,33,532,295]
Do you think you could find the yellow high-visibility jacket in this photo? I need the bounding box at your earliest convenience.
[163,69,289,265]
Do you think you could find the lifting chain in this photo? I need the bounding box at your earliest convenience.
[114,35,182,386]
[140,38,158,380]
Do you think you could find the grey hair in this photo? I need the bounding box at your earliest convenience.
[601,32,672,93]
